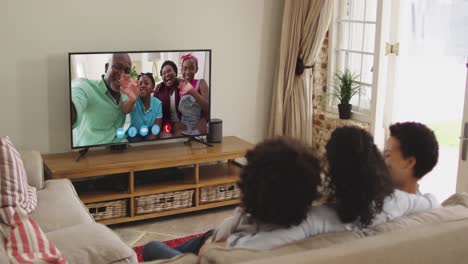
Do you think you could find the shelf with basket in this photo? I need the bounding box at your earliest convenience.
[80,192,132,204]
[97,199,242,225]
[198,162,241,187]
[133,166,197,196]
[86,198,130,222]
[71,172,131,204]
[198,162,242,205]
[134,189,196,216]
[42,136,253,225]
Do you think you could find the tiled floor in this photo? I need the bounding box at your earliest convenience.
[110,206,236,247]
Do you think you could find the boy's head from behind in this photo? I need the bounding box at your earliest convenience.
[239,137,321,228]
[384,122,439,192]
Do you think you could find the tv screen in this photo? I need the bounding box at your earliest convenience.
[69,50,211,149]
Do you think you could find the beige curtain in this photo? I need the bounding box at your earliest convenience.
[268,0,333,144]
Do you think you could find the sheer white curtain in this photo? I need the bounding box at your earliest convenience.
[269,0,333,144]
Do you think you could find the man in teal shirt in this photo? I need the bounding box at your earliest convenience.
[71,53,138,147]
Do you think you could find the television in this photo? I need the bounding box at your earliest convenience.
[68,50,211,149]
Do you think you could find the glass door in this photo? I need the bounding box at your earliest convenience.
[384,0,468,201]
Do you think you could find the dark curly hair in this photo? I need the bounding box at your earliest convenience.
[326,126,394,227]
[389,122,439,179]
[137,72,155,87]
[160,60,178,77]
[239,137,321,227]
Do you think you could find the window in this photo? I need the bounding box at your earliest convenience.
[328,0,378,121]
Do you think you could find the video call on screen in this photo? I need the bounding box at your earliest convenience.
[69,51,211,148]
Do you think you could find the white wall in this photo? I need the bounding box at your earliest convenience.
[0,0,284,153]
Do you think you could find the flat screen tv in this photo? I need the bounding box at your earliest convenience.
[68,50,211,149]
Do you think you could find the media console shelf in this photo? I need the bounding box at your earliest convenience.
[42,136,253,225]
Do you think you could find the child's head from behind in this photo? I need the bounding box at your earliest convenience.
[385,122,439,188]
[325,126,394,227]
[239,137,321,228]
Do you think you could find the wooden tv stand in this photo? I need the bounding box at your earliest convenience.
[42,136,253,225]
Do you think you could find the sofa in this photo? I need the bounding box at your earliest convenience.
[3,151,468,264]
[150,193,468,264]
[0,150,138,264]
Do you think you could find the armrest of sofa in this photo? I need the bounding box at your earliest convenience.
[46,223,138,264]
[19,150,44,190]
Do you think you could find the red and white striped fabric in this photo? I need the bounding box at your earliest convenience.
[1,208,67,264]
[0,137,37,225]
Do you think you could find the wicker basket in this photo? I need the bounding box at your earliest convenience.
[135,190,194,215]
[200,183,240,204]
[86,199,128,220]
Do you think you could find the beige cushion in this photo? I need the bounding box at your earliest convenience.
[142,254,199,264]
[0,137,38,224]
[46,223,137,264]
[200,231,364,264]
[364,192,468,235]
[442,192,468,207]
[19,150,45,190]
[242,219,468,264]
[31,179,94,233]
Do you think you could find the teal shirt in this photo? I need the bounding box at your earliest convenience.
[130,97,163,130]
[71,78,127,147]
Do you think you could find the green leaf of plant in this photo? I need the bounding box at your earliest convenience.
[130,66,138,79]
[329,68,362,104]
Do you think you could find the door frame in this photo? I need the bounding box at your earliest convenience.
[456,62,468,192]
[369,0,392,149]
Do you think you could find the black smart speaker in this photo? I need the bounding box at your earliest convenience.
[207,118,222,143]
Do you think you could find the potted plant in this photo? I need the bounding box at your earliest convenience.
[330,69,362,119]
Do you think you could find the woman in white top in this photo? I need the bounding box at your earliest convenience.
[209,126,438,250]
[142,137,322,261]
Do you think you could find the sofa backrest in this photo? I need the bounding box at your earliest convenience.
[241,219,468,264]
[200,231,365,264]
[364,206,468,235]
[201,193,468,264]
[19,150,44,190]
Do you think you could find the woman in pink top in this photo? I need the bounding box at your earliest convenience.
[177,53,210,134]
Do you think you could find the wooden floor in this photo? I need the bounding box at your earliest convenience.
[110,206,236,247]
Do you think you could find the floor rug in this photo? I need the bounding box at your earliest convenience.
[133,233,203,262]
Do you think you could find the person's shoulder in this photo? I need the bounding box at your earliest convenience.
[151,96,162,106]
[386,189,411,204]
[420,192,440,208]
[392,189,427,200]
[72,77,91,87]
[305,205,340,222]
[154,82,165,94]
[390,189,440,208]
[155,81,164,89]
[76,77,100,84]
[299,205,346,234]
[72,78,101,91]
[199,79,209,88]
